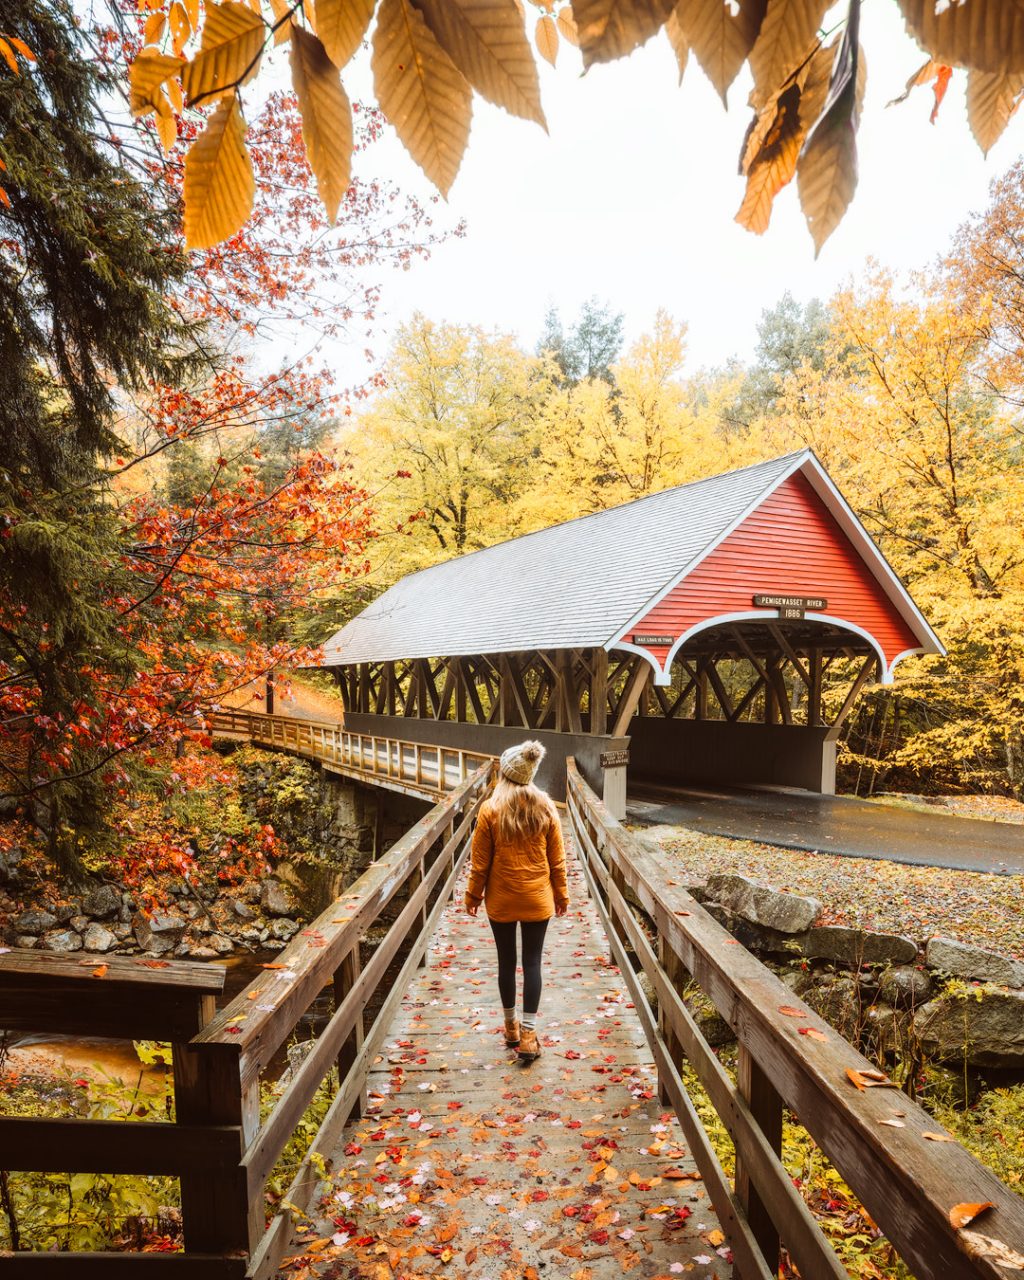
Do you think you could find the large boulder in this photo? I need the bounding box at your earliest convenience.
[82,884,122,920]
[703,903,807,955]
[14,909,57,935]
[925,937,1024,989]
[82,923,117,953]
[879,965,933,1008]
[40,928,83,953]
[704,873,821,934]
[260,879,300,918]
[207,933,234,955]
[801,975,863,1041]
[803,925,917,967]
[914,989,1024,1067]
[133,911,187,955]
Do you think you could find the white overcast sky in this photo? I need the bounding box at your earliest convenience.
[317,0,1022,381]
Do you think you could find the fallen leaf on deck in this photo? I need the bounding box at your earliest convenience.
[798,1027,827,1040]
[707,1228,725,1246]
[90,964,108,978]
[138,958,170,967]
[778,1006,807,1017]
[950,1202,995,1230]
[922,1132,956,1143]
[879,1118,906,1128]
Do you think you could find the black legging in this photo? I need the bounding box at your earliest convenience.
[488,918,550,1013]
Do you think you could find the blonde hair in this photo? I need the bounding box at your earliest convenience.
[489,745,553,842]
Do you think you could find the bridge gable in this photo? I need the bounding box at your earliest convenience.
[624,471,922,680]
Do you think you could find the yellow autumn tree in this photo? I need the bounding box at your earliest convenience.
[515,310,736,528]
[338,314,554,589]
[766,270,1024,793]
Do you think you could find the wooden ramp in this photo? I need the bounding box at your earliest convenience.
[286,821,731,1279]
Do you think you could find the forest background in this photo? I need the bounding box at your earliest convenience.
[1,0,1023,900]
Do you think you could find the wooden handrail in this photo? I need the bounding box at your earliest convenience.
[565,758,1024,1280]
[174,761,494,1280]
[207,709,492,800]
[0,952,244,1277]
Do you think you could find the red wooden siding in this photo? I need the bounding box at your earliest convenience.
[627,471,921,675]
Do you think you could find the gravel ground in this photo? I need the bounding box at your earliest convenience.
[642,824,1024,959]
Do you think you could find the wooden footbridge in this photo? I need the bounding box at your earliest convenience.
[3,707,1024,1279]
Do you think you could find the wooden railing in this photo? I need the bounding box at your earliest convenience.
[177,760,492,1279]
[0,951,236,1276]
[566,758,1024,1280]
[208,709,491,799]
[0,762,492,1274]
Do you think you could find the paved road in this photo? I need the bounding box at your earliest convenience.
[627,783,1024,875]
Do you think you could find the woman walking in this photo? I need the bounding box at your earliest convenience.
[464,741,569,1063]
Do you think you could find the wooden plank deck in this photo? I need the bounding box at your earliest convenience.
[283,821,732,1279]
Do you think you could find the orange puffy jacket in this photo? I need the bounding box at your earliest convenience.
[465,799,569,923]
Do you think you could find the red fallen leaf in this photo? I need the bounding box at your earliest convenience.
[798,1027,828,1041]
[675,910,691,916]
[589,1228,610,1244]
[778,1006,807,1018]
[138,958,170,968]
[564,1049,582,1059]
[529,1189,549,1201]
[563,1206,579,1218]
[227,1026,243,1035]
[90,964,109,978]
[950,1202,994,1230]
[344,1143,362,1156]
[466,1246,478,1264]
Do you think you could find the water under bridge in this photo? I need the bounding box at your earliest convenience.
[3,708,1024,1280]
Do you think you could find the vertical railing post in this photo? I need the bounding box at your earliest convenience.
[174,1041,261,1260]
[657,933,687,1106]
[415,744,423,787]
[735,1043,783,1277]
[407,854,428,968]
[334,945,366,1122]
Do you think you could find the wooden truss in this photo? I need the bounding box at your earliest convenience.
[334,626,880,738]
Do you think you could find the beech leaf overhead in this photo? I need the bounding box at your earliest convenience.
[735,81,803,235]
[797,2,864,255]
[372,0,473,197]
[967,70,1024,155]
[316,0,377,68]
[126,0,1024,249]
[672,0,767,104]
[290,26,353,223]
[748,0,828,103]
[557,5,579,48]
[900,0,1024,76]
[183,92,255,248]
[535,13,558,66]
[663,6,688,85]
[129,49,182,116]
[182,0,266,107]
[572,0,676,69]
[412,0,546,128]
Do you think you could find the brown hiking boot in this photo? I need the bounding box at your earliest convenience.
[517,1027,540,1062]
[504,1018,520,1047]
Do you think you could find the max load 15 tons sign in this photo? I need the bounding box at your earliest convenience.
[752,594,828,620]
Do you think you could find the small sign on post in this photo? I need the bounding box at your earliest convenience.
[632,634,674,646]
[600,750,629,769]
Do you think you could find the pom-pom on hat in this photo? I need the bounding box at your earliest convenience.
[499,740,545,786]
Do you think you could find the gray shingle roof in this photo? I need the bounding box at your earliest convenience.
[322,451,810,665]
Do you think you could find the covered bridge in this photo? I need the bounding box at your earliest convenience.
[323,450,942,815]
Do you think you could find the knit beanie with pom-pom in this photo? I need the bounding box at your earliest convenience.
[499,740,545,786]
